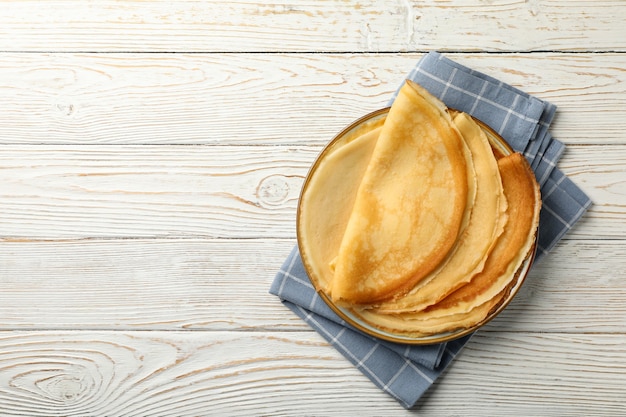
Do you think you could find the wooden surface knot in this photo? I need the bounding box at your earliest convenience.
[256,174,292,207]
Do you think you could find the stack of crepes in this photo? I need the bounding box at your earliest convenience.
[298,80,541,338]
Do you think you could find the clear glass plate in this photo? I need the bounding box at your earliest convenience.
[297,108,537,345]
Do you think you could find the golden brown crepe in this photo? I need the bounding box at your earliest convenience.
[352,289,508,337]
[351,152,541,336]
[329,81,473,305]
[297,80,541,339]
[372,111,508,313]
[298,123,383,292]
[427,152,541,314]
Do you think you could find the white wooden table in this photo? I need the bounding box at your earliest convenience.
[0,2,625,415]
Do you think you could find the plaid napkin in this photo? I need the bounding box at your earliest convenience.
[269,52,592,408]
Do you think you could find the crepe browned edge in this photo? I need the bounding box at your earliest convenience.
[329,80,473,305]
[425,152,541,312]
[351,152,541,336]
[298,124,384,292]
[370,111,508,313]
[351,288,509,338]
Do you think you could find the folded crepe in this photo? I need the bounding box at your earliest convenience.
[371,112,509,314]
[352,152,541,336]
[329,80,475,305]
[298,121,384,292]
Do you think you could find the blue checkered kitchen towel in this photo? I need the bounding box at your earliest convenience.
[270,52,592,408]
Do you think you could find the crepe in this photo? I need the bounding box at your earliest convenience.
[426,152,541,314]
[298,123,383,291]
[352,152,541,336]
[329,81,474,305]
[372,111,508,313]
[353,289,508,338]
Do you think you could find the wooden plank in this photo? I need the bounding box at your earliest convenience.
[0,1,621,415]
[0,330,623,415]
[556,144,625,240]
[0,143,621,239]
[0,145,313,239]
[0,53,624,145]
[0,238,298,330]
[482,239,626,333]
[0,239,624,332]
[0,1,625,52]
[417,331,626,415]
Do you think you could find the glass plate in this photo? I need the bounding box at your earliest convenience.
[297,108,537,345]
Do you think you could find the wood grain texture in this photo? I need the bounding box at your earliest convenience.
[0,145,311,239]
[0,1,624,53]
[0,239,297,331]
[0,53,624,145]
[417,331,626,415]
[1,0,624,414]
[0,331,624,416]
[0,143,621,239]
[0,239,623,333]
